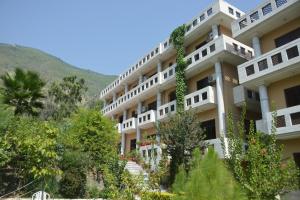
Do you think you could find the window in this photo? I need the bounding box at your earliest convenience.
[276,0,287,8]
[291,112,300,125]
[197,77,209,90]
[169,91,176,101]
[207,8,213,16]
[194,54,200,61]
[236,11,241,18]
[262,3,272,16]
[239,18,247,29]
[293,153,300,168]
[165,107,169,114]
[228,7,234,15]
[210,44,215,52]
[202,49,207,57]
[186,98,192,106]
[275,27,300,48]
[130,139,136,151]
[286,46,299,59]
[284,85,300,107]
[240,47,246,55]
[201,119,216,140]
[170,104,175,112]
[276,115,286,128]
[246,65,255,76]
[202,92,207,100]
[258,59,268,71]
[250,11,259,22]
[132,111,137,118]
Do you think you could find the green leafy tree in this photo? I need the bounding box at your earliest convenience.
[0,68,45,116]
[224,109,299,199]
[157,111,206,184]
[44,75,87,120]
[172,148,247,200]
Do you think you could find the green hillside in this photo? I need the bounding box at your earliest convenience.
[0,43,117,96]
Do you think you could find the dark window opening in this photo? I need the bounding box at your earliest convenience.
[130,139,136,151]
[132,111,137,118]
[201,119,216,140]
[169,91,176,101]
[119,115,123,123]
[285,85,300,107]
[275,27,300,48]
[197,77,209,90]
[195,41,208,50]
[293,153,300,169]
[148,101,157,111]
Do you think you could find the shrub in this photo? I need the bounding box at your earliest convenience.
[141,192,175,200]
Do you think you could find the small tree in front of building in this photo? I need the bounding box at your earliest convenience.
[224,108,299,200]
[157,110,206,185]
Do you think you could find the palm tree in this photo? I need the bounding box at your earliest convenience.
[0,68,45,116]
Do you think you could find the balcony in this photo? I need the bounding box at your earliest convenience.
[184,86,216,111]
[157,100,177,121]
[140,144,162,168]
[184,35,254,78]
[233,85,261,112]
[102,102,117,115]
[138,110,156,129]
[160,64,176,86]
[256,105,300,139]
[122,118,137,134]
[115,123,122,134]
[238,38,300,88]
[232,0,300,42]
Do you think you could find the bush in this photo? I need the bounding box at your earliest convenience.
[141,192,175,200]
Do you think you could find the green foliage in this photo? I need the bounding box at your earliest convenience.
[225,109,299,199]
[141,192,175,200]
[44,76,87,120]
[172,148,247,200]
[0,68,45,116]
[157,111,206,184]
[170,25,187,113]
[0,43,117,96]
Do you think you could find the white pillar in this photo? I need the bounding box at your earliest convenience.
[252,36,262,57]
[157,61,162,73]
[259,85,270,120]
[123,110,127,121]
[136,101,142,148]
[124,83,128,93]
[103,99,107,107]
[139,75,143,84]
[121,132,125,155]
[215,62,228,156]
[156,91,161,143]
[212,24,219,39]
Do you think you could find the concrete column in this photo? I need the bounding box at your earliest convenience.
[156,92,162,143]
[123,110,127,121]
[215,62,227,156]
[124,83,128,93]
[136,101,142,148]
[157,61,162,73]
[139,75,143,84]
[103,99,107,107]
[212,24,219,40]
[252,36,262,57]
[113,92,117,102]
[259,85,270,120]
[121,132,125,155]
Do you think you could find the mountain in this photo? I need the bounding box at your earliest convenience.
[0,43,117,96]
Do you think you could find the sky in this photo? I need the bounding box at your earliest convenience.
[0,0,261,76]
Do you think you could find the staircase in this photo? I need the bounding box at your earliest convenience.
[124,161,144,175]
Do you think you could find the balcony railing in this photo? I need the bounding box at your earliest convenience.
[138,110,156,129]
[184,86,216,110]
[122,118,137,133]
[160,64,176,85]
[238,38,300,85]
[257,105,300,138]
[102,102,117,115]
[140,144,162,167]
[157,100,177,121]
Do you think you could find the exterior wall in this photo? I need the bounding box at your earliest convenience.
[185,34,208,55]
[220,25,232,37]
[186,68,215,94]
[162,55,176,71]
[143,96,156,108]
[268,74,300,110]
[196,109,219,137]
[278,138,300,160]
[125,132,136,153]
[141,127,157,142]
[260,17,300,54]
[127,107,137,118]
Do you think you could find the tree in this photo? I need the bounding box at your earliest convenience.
[0,68,45,116]
[172,148,248,200]
[224,109,299,199]
[157,111,206,184]
[43,76,87,120]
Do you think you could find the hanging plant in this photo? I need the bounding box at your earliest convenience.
[170,24,187,114]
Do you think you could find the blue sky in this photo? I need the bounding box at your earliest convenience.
[0,0,260,75]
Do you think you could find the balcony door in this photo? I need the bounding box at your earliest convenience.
[130,139,136,151]
[284,85,300,107]
[197,77,209,91]
[201,119,216,140]
[148,101,157,111]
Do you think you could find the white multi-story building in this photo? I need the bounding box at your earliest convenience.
[101,0,300,167]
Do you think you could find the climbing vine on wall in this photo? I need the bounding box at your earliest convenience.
[170,24,187,114]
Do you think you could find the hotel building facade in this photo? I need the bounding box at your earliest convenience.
[100,0,300,166]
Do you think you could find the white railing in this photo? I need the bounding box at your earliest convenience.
[157,100,177,121]
[102,102,118,114]
[122,117,137,133]
[160,64,176,84]
[138,110,156,128]
[238,38,300,84]
[232,0,296,36]
[140,144,162,168]
[264,105,300,136]
[184,86,216,110]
